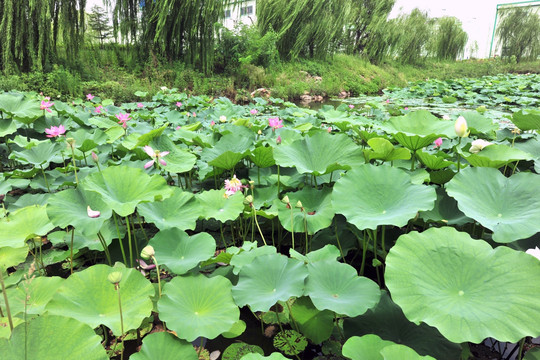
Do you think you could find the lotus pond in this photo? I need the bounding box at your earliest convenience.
[1,73,540,360]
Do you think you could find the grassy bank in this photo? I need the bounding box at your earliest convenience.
[0,53,538,103]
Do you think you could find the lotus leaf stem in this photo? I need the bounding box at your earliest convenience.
[116,283,125,360]
[334,221,346,264]
[285,301,300,333]
[125,216,134,268]
[112,212,128,265]
[290,206,295,251]
[456,137,462,173]
[70,146,79,186]
[334,313,345,341]
[136,213,149,242]
[39,164,50,192]
[303,210,308,254]
[252,206,267,246]
[0,268,13,331]
[70,228,74,275]
[130,215,140,267]
[97,231,112,266]
[151,256,162,298]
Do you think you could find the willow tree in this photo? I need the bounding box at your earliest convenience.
[257,0,353,59]
[347,0,395,55]
[432,17,468,60]
[393,8,435,64]
[496,7,540,62]
[0,0,86,74]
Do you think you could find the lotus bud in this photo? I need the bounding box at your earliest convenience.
[249,180,255,189]
[219,115,227,123]
[454,116,469,137]
[140,245,155,260]
[91,151,99,162]
[257,130,262,135]
[107,271,123,284]
[295,200,303,209]
[244,195,254,205]
[281,196,290,204]
[66,137,76,149]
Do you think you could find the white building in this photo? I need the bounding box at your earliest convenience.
[223,0,257,29]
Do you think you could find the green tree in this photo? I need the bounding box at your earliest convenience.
[432,16,468,60]
[496,7,540,62]
[88,5,112,47]
[393,9,435,64]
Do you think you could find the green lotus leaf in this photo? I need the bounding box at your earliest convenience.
[273,132,364,175]
[416,151,454,170]
[290,244,341,264]
[197,189,244,222]
[82,166,173,216]
[0,93,43,124]
[464,144,533,168]
[201,132,253,170]
[380,344,436,360]
[0,315,108,360]
[158,274,239,342]
[344,291,461,360]
[342,335,435,360]
[366,138,411,162]
[0,206,54,248]
[68,128,108,152]
[385,227,540,343]
[305,260,380,317]
[138,188,200,231]
[233,253,308,311]
[459,111,498,135]
[290,296,334,344]
[0,317,24,339]
[46,188,112,236]
[222,320,247,338]
[273,329,307,355]
[512,109,540,131]
[277,187,335,235]
[223,342,263,360]
[130,332,198,360]
[11,141,63,167]
[46,264,154,335]
[47,220,118,251]
[150,135,197,174]
[240,353,289,360]
[524,348,540,360]
[446,167,540,242]
[149,228,216,275]
[0,277,64,317]
[332,164,436,230]
[418,187,471,226]
[230,245,277,275]
[250,145,275,168]
[0,118,17,137]
[0,246,28,269]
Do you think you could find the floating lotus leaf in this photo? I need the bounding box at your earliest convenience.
[223,343,264,360]
[0,277,64,317]
[158,274,239,342]
[241,353,289,360]
[130,332,198,360]
[46,188,112,236]
[342,335,435,360]
[0,93,43,124]
[289,244,341,264]
[149,228,216,275]
[446,167,540,242]
[46,265,154,335]
[82,166,172,216]
[385,227,540,343]
[0,206,54,248]
[277,187,335,235]
[273,330,307,356]
[230,245,277,275]
[273,132,364,175]
[68,128,108,152]
[464,144,533,168]
[344,291,461,360]
[0,315,108,360]
[332,164,436,230]
[197,189,244,222]
[512,109,540,131]
[418,187,470,226]
[222,320,247,338]
[201,133,253,169]
[138,188,200,231]
[305,260,380,317]
[233,253,308,311]
[290,296,334,344]
[11,141,63,167]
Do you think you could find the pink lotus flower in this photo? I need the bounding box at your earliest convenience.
[45,125,66,138]
[40,100,54,113]
[143,145,169,169]
[87,206,101,218]
[326,126,332,133]
[404,107,409,111]
[192,112,196,117]
[224,175,246,197]
[348,104,354,109]
[95,105,104,114]
[250,109,258,115]
[86,94,95,101]
[268,117,283,130]
[434,137,443,148]
[210,120,215,126]
[176,102,182,107]
[176,126,181,130]
[276,135,282,144]
[386,99,390,104]
[137,103,144,108]
[116,113,131,129]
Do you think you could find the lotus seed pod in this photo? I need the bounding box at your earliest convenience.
[107,271,123,284]
[244,195,254,205]
[295,200,303,209]
[140,245,155,260]
[281,196,290,204]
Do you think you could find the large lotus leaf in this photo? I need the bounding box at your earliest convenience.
[197,189,244,222]
[241,353,289,360]
[416,151,454,170]
[138,188,199,230]
[46,188,112,236]
[230,245,277,275]
[512,109,540,131]
[459,111,499,135]
[11,141,63,167]
[385,227,540,343]
[82,166,173,216]
[332,165,436,230]
[158,274,239,342]
[305,260,380,317]
[344,291,461,360]
[150,135,197,174]
[273,132,364,175]
[0,118,17,137]
[290,244,341,264]
[277,187,335,235]
[0,315,108,360]
[0,206,54,248]
[446,167,540,242]
[464,144,533,168]
[48,220,118,251]
[149,228,216,275]
[130,332,198,360]
[68,128,108,152]
[233,253,308,312]
[290,296,334,344]
[201,133,253,170]
[366,138,411,162]
[0,93,43,124]
[418,187,470,226]
[0,245,27,269]
[342,335,435,360]
[0,277,64,317]
[250,145,275,168]
[380,344,436,360]
[46,264,154,335]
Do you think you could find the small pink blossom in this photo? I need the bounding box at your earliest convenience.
[176,126,181,130]
[87,206,101,218]
[268,117,283,130]
[224,175,246,197]
[137,103,144,108]
[250,109,258,115]
[192,112,196,117]
[326,126,332,133]
[176,102,182,107]
[95,105,104,114]
[143,145,169,169]
[404,107,409,111]
[86,94,95,101]
[40,100,54,113]
[434,137,443,148]
[348,104,354,109]
[276,135,282,144]
[210,121,215,126]
[386,99,390,104]
[45,125,66,138]
[116,113,131,129]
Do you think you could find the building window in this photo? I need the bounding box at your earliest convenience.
[224,9,231,18]
[240,5,253,16]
